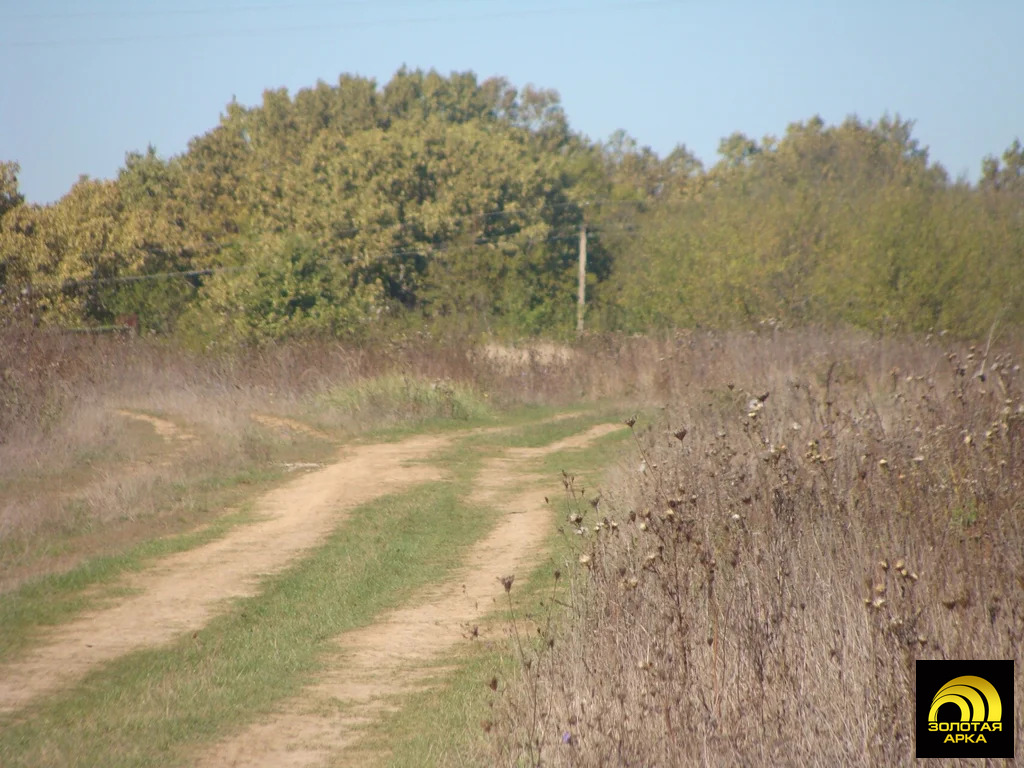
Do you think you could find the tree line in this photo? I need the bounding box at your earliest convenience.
[2,68,1022,342]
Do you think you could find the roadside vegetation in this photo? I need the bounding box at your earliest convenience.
[2,325,1022,764]
[485,330,1024,766]
[0,353,628,767]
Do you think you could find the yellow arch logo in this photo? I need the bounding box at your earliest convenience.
[929,676,1002,723]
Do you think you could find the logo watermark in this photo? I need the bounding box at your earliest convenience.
[916,660,1014,758]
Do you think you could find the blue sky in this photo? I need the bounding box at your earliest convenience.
[2,0,1021,204]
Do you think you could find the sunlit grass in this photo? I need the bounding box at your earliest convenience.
[0,481,491,768]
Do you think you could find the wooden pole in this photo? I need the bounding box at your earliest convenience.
[577,223,587,335]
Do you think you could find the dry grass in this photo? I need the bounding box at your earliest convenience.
[4,326,1023,762]
[0,328,642,589]
[487,329,1024,766]
[0,332,358,586]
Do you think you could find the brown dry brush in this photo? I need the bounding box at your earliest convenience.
[0,327,606,447]
[489,331,1024,767]
[0,326,649,554]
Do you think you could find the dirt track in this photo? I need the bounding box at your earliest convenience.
[194,422,623,768]
[251,413,333,441]
[0,413,622,767]
[0,432,451,714]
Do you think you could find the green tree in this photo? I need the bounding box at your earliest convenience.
[981,138,1024,194]
[182,234,383,344]
[0,161,23,218]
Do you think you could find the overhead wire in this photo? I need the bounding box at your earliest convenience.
[4,0,673,305]
[4,0,682,49]
[10,212,643,294]
[6,0,521,23]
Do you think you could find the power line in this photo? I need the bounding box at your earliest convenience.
[11,217,641,294]
[4,1,681,49]
[5,192,649,296]
[6,0,505,23]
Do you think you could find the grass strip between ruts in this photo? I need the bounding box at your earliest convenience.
[0,480,490,768]
[346,424,633,767]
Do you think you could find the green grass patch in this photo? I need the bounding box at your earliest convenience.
[537,421,634,477]
[346,642,520,767]
[313,375,494,433]
[347,421,630,766]
[0,482,495,768]
[354,558,573,768]
[0,508,257,663]
[0,448,335,664]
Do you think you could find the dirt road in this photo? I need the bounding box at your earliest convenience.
[0,432,452,714]
[0,412,623,768]
[194,422,623,768]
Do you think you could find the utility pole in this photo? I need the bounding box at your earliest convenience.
[577,222,587,335]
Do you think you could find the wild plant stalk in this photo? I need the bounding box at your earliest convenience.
[489,330,1024,766]
[500,574,545,767]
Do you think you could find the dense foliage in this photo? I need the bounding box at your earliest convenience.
[603,119,1024,337]
[1,70,1022,340]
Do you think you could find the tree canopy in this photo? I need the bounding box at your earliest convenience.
[2,70,1022,340]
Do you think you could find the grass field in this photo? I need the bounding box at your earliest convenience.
[1,328,1021,766]
[0,331,633,766]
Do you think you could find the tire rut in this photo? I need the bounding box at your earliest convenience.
[193,422,624,768]
[0,432,452,715]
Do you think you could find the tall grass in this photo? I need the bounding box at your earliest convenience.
[4,324,1022,761]
[316,374,491,430]
[488,330,1024,766]
[0,327,607,588]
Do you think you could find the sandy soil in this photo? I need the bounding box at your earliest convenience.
[476,341,576,371]
[251,413,333,441]
[193,422,623,768]
[0,431,451,715]
[117,409,197,446]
